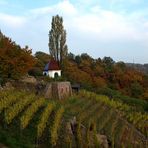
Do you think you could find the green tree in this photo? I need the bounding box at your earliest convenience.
[75,55,81,65]
[68,52,75,61]
[130,82,143,98]
[102,56,115,74]
[0,30,4,40]
[49,15,68,66]
[28,51,51,77]
[103,56,115,66]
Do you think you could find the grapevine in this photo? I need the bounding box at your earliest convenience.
[37,102,54,138]
[20,98,45,129]
[5,94,35,124]
[50,106,64,146]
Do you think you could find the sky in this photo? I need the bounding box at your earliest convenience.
[0,0,148,64]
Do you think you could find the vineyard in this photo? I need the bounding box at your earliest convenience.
[0,89,148,148]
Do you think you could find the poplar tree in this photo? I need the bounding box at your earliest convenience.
[49,15,68,66]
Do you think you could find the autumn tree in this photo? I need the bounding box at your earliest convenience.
[0,35,35,81]
[35,51,51,66]
[48,15,68,66]
[29,51,51,76]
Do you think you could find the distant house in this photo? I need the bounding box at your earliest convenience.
[43,59,61,78]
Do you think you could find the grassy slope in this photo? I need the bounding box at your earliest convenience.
[0,89,147,148]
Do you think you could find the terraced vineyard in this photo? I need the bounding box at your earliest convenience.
[0,89,147,148]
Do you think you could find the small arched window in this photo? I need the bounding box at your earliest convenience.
[54,72,59,78]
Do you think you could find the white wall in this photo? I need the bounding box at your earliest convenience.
[43,70,61,78]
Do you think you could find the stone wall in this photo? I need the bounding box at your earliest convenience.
[20,75,37,84]
[45,81,72,100]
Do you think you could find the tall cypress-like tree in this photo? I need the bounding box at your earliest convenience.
[49,15,68,66]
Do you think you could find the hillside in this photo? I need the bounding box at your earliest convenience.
[0,89,147,148]
[29,51,148,106]
[0,29,148,148]
[0,31,148,102]
[126,63,148,74]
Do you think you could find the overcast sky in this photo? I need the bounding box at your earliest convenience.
[0,0,148,63]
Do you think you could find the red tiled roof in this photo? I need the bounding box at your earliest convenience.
[45,59,60,70]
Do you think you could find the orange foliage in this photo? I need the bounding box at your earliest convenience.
[62,54,148,99]
[0,37,36,79]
